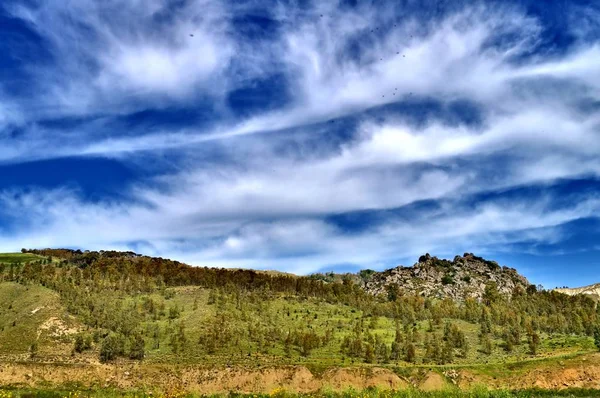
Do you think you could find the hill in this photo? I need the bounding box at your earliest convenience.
[0,248,597,395]
[363,253,531,300]
[555,283,600,300]
[0,252,47,264]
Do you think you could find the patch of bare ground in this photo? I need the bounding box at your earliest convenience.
[2,354,600,394]
[458,353,600,391]
[321,367,408,391]
[418,372,448,391]
[0,363,407,394]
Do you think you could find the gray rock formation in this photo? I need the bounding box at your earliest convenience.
[554,283,600,300]
[363,253,530,300]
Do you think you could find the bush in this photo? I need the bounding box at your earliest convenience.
[100,333,125,363]
[129,334,145,360]
[74,333,92,353]
[441,274,454,285]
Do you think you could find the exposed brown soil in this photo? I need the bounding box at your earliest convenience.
[0,362,409,394]
[1,353,599,393]
[419,372,447,391]
[456,353,600,391]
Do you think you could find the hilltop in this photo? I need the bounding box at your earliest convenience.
[362,253,531,300]
[555,283,600,300]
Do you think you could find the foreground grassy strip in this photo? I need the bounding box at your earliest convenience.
[1,388,600,398]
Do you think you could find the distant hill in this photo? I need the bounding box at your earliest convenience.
[554,283,600,300]
[362,253,532,300]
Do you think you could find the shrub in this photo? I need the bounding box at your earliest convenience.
[129,334,145,360]
[100,333,125,363]
[74,333,92,353]
[441,274,454,285]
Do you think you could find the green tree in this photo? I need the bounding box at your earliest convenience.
[483,282,501,305]
[440,340,454,364]
[404,342,416,363]
[129,334,145,360]
[100,333,124,362]
[29,342,38,359]
[168,305,180,320]
[527,330,540,355]
[364,343,375,363]
[594,326,600,351]
[480,334,493,355]
[74,333,92,353]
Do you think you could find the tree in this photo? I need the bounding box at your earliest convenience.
[100,333,124,362]
[423,334,441,364]
[479,308,492,335]
[364,343,375,363]
[503,328,515,353]
[440,340,454,364]
[458,338,469,358]
[171,321,187,354]
[404,342,416,363]
[168,305,180,320]
[483,282,501,305]
[527,330,540,355]
[480,334,493,355]
[441,274,454,285]
[129,334,145,360]
[594,326,600,351]
[29,342,38,359]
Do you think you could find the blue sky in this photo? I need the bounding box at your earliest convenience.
[1,0,600,288]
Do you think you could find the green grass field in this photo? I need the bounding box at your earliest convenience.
[0,282,71,354]
[0,253,45,264]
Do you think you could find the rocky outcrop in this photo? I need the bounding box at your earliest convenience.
[554,283,600,300]
[363,253,530,300]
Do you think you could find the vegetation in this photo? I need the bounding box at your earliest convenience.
[0,252,47,264]
[0,249,598,395]
[0,249,596,366]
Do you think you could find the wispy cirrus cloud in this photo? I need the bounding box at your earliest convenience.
[1,0,600,286]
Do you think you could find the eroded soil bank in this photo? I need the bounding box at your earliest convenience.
[1,353,599,394]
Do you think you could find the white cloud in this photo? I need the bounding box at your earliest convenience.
[5,0,234,116]
[1,2,600,280]
[1,186,597,276]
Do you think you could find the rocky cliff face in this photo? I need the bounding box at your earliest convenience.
[363,253,531,300]
[554,283,600,300]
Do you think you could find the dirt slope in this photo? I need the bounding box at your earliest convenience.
[2,353,600,394]
[0,363,408,394]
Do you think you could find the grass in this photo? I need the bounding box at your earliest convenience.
[0,282,70,354]
[0,280,592,369]
[0,253,45,264]
[135,287,592,368]
[0,252,592,370]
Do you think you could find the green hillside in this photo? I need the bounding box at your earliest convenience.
[0,253,46,264]
[0,249,598,395]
